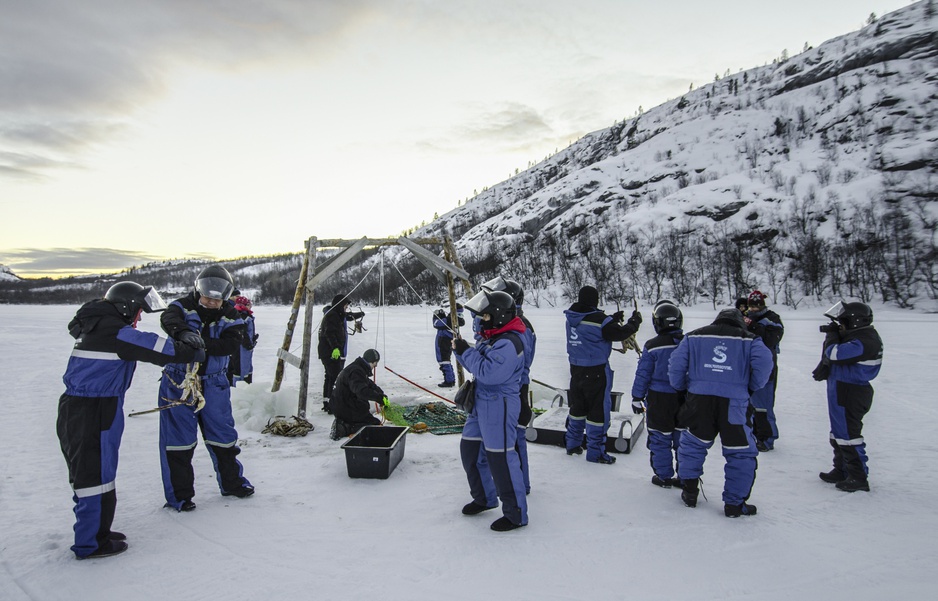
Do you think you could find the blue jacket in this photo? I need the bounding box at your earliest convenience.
[434,307,465,341]
[518,310,536,386]
[456,318,526,407]
[669,316,773,400]
[631,330,684,398]
[161,292,245,377]
[825,326,883,385]
[63,299,198,397]
[564,302,639,367]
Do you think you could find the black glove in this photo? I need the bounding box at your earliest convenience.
[612,310,625,324]
[812,359,831,381]
[630,310,643,325]
[178,330,205,349]
[453,337,470,355]
[351,311,366,319]
[823,328,841,348]
[631,398,645,414]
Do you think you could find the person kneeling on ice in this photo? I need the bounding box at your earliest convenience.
[453,290,528,532]
[57,282,204,559]
[329,349,390,440]
[668,309,774,517]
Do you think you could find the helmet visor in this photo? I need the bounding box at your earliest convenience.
[142,287,168,313]
[480,276,507,293]
[463,290,491,315]
[823,301,845,321]
[196,276,234,300]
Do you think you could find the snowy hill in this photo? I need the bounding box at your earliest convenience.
[2,2,936,311]
[411,1,937,309]
[0,264,20,282]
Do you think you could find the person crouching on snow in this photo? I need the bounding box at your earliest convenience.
[329,349,390,440]
[453,289,528,532]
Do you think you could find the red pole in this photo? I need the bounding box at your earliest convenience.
[383,365,456,404]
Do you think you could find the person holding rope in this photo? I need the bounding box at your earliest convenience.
[329,349,390,440]
[157,265,254,512]
[57,281,204,559]
[454,289,528,532]
[317,293,365,414]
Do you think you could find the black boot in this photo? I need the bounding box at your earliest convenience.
[652,475,682,488]
[819,468,846,484]
[836,477,870,492]
[681,478,699,508]
[724,502,758,517]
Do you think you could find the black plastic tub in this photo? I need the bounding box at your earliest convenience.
[341,426,408,479]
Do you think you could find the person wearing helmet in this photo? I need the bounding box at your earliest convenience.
[317,293,366,413]
[563,285,642,464]
[743,290,785,452]
[432,304,465,388]
[669,308,774,517]
[474,277,537,496]
[57,281,204,559]
[329,349,389,440]
[157,265,254,512]
[813,301,883,492]
[453,289,528,532]
[631,300,685,488]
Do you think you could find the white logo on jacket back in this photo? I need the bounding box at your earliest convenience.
[704,343,733,373]
[712,344,727,363]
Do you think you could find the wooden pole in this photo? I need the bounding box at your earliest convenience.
[271,237,314,393]
[442,242,465,385]
[297,239,319,418]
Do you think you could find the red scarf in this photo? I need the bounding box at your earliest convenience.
[480,316,526,340]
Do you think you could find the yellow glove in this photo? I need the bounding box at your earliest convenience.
[331,348,341,360]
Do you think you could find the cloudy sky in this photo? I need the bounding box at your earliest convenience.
[0,0,912,277]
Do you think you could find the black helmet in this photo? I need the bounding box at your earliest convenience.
[105,281,167,320]
[652,301,683,334]
[194,265,235,300]
[827,301,873,330]
[464,289,516,330]
[504,280,524,305]
[481,275,523,305]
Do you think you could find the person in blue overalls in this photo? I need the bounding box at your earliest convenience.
[454,290,528,532]
[743,290,784,451]
[57,282,204,558]
[813,301,883,492]
[158,265,253,512]
[564,285,642,464]
[433,304,464,387]
[669,309,774,517]
[473,277,537,496]
[631,300,685,488]
[227,294,257,386]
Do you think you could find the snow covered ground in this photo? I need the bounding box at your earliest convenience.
[0,301,934,600]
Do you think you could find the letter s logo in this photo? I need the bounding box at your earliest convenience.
[712,344,728,364]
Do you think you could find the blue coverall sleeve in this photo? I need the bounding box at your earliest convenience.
[668,339,690,391]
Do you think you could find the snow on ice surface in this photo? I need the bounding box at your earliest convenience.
[0,303,935,600]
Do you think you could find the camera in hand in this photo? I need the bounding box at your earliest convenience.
[819,321,840,333]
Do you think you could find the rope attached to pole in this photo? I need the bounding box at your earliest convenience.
[383,365,455,404]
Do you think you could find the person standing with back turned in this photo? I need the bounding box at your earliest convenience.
[668,308,773,517]
[564,285,642,464]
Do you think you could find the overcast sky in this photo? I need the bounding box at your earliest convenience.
[0,0,914,277]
